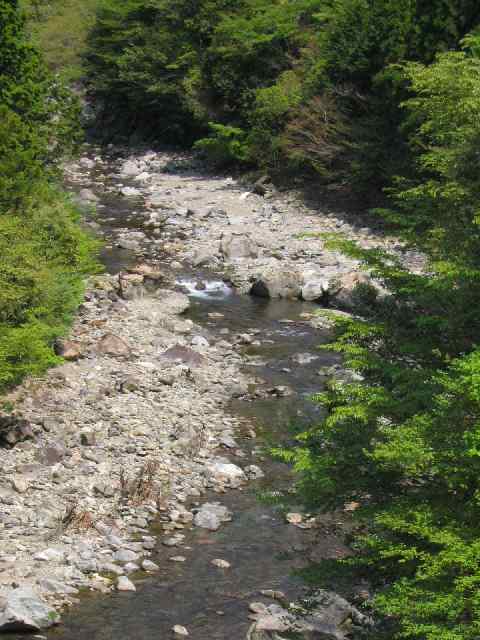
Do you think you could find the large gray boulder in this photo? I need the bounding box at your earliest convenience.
[193,503,232,531]
[301,280,329,302]
[251,266,302,300]
[153,290,190,315]
[247,591,372,640]
[207,460,246,488]
[221,234,258,260]
[0,587,60,632]
[192,246,220,267]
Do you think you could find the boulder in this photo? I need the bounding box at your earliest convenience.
[193,503,232,531]
[253,176,271,196]
[78,188,98,204]
[97,334,131,358]
[36,444,67,466]
[54,339,82,361]
[221,234,258,260]
[128,264,166,283]
[0,414,34,447]
[207,460,246,488]
[79,157,95,170]
[301,280,329,303]
[118,273,145,301]
[11,475,28,494]
[113,549,139,565]
[37,578,78,596]
[251,267,302,300]
[120,186,141,198]
[116,576,136,592]
[34,548,64,562]
[154,290,190,315]
[161,346,205,367]
[246,591,372,640]
[0,587,60,632]
[120,160,142,177]
[192,246,220,267]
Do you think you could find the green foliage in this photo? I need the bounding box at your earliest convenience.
[0,1,99,393]
[86,0,240,142]
[194,123,251,167]
[0,189,98,391]
[283,42,480,639]
[84,0,480,189]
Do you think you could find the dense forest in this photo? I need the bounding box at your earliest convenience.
[0,0,97,391]
[4,0,480,638]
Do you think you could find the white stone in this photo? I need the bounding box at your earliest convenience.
[173,625,189,636]
[116,576,136,592]
[33,549,64,563]
[0,587,60,631]
[211,559,230,569]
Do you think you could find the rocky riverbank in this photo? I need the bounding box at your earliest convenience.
[0,145,407,636]
[0,271,259,631]
[75,147,423,316]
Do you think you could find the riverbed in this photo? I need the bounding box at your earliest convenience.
[48,148,353,638]
[1,145,383,639]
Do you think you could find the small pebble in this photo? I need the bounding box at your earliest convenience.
[170,555,187,562]
[211,558,230,569]
[173,625,189,636]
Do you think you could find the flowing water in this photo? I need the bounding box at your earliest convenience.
[41,153,347,639]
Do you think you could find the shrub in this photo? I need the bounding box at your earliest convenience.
[194,123,251,167]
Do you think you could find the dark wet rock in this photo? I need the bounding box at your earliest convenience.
[0,413,35,447]
[0,587,60,632]
[267,386,293,398]
[245,465,265,480]
[253,176,271,196]
[80,429,96,447]
[54,339,82,361]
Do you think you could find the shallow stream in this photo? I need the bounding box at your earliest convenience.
[43,152,346,639]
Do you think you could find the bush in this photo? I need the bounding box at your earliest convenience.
[0,186,99,392]
[194,123,251,167]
